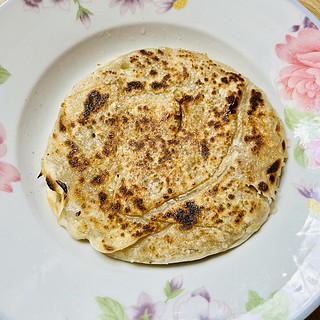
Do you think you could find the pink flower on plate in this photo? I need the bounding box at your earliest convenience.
[275,28,320,113]
[0,122,20,193]
[302,140,320,167]
[173,287,233,320]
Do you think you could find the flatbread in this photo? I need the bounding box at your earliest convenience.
[41,48,287,264]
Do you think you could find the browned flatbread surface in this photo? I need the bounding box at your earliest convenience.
[41,47,287,264]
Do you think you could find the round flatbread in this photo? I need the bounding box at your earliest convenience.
[41,47,287,264]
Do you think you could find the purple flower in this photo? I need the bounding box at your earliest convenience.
[109,0,144,15]
[125,291,166,320]
[75,0,93,28]
[153,0,176,13]
[191,287,211,303]
[79,10,91,28]
[290,16,318,32]
[169,275,183,292]
[296,182,320,202]
[23,0,42,8]
[302,16,318,29]
[23,0,42,11]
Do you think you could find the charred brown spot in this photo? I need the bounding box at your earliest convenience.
[112,201,121,211]
[133,231,143,237]
[142,224,156,232]
[183,67,189,79]
[184,95,193,102]
[119,185,133,196]
[66,140,78,158]
[80,90,108,124]
[125,81,144,92]
[75,211,81,217]
[163,74,170,81]
[133,197,146,211]
[269,174,275,183]
[140,49,152,56]
[244,134,264,154]
[266,159,281,174]
[91,175,103,184]
[99,192,107,205]
[46,176,55,191]
[59,120,66,132]
[56,180,67,193]
[228,194,235,199]
[226,93,239,114]
[174,201,202,230]
[200,139,209,160]
[102,243,114,251]
[215,218,223,224]
[150,69,157,75]
[282,140,286,151]
[258,181,269,192]
[151,81,164,90]
[248,90,263,115]
[125,207,131,213]
[221,77,228,84]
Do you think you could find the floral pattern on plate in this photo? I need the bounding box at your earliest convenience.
[0,123,20,193]
[0,66,20,193]
[90,17,320,320]
[23,0,93,28]
[95,275,291,320]
[275,18,320,168]
[296,181,320,215]
[109,0,188,15]
[22,0,188,28]
[0,65,10,84]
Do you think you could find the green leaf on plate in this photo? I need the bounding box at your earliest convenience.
[0,65,10,84]
[82,7,93,15]
[294,140,308,169]
[163,280,184,302]
[268,290,279,300]
[245,290,265,312]
[249,290,290,320]
[284,106,316,131]
[76,7,81,20]
[96,297,128,320]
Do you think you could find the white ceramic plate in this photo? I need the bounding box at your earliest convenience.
[1,0,320,319]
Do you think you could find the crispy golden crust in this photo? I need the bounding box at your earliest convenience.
[41,48,287,264]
